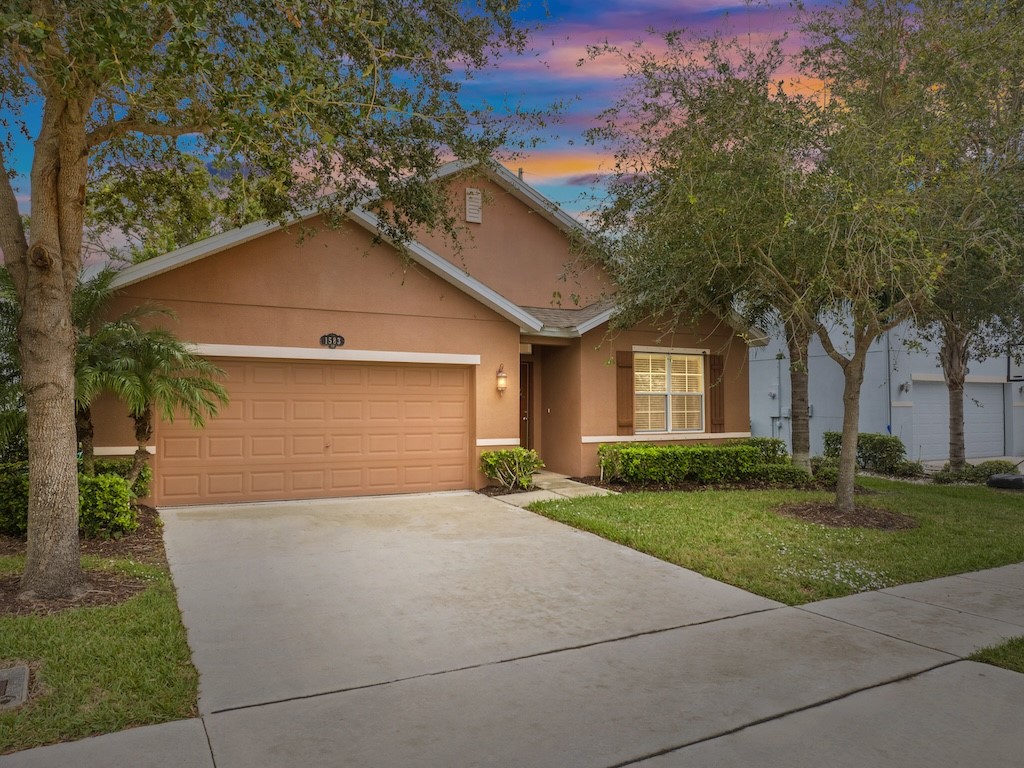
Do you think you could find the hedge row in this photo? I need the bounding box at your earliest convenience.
[597,438,809,487]
[822,432,924,477]
[0,461,140,539]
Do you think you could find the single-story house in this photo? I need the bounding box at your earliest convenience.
[94,161,759,505]
[749,321,1024,461]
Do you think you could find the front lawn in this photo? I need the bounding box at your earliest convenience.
[530,477,1024,605]
[970,637,1024,674]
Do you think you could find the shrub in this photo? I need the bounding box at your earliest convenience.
[91,457,153,498]
[810,456,839,486]
[753,463,813,487]
[822,431,908,475]
[934,460,1020,485]
[0,461,138,538]
[891,460,926,478]
[741,437,789,465]
[0,461,30,537]
[480,448,544,491]
[598,443,761,485]
[79,473,138,538]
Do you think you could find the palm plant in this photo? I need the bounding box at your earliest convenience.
[104,327,228,485]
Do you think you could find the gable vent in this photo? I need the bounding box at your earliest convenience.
[465,188,482,224]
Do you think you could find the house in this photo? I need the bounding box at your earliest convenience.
[748,321,1024,461]
[93,161,758,505]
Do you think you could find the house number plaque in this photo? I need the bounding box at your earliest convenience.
[319,333,346,350]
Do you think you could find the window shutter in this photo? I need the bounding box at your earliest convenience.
[707,354,725,433]
[616,351,634,435]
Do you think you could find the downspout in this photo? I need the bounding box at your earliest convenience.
[777,353,784,438]
[886,329,893,435]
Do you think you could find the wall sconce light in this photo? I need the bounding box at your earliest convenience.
[898,382,911,394]
[496,364,508,395]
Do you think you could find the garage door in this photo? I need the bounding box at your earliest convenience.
[911,381,1005,461]
[155,359,472,505]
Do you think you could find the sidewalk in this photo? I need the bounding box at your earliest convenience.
[3,495,1022,768]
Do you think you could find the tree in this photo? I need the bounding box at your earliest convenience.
[904,0,1024,470]
[0,1,527,598]
[586,33,832,473]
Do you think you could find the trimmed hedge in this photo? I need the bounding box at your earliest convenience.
[480,448,545,491]
[743,437,790,465]
[934,460,1019,485]
[0,461,138,539]
[823,431,908,475]
[598,443,762,485]
[753,463,813,487]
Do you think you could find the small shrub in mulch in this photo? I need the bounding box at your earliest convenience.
[775,501,918,531]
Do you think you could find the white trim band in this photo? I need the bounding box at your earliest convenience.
[911,373,1008,384]
[95,446,156,456]
[632,345,710,355]
[891,401,914,408]
[476,438,521,447]
[193,344,480,366]
[581,432,751,444]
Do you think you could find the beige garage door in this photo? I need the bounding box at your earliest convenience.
[155,359,473,505]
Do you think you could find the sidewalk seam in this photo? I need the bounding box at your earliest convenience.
[606,659,962,768]
[204,606,783,716]
[200,717,218,768]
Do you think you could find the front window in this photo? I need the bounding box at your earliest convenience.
[634,352,704,432]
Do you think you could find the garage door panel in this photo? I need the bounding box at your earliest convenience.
[156,360,473,504]
[912,382,1004,461]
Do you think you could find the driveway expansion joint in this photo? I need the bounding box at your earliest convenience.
[603,659,963,768]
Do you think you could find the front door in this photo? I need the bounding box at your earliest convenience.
[519,361,533,449]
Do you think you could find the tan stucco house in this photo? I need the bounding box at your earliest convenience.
[93,161,759,505]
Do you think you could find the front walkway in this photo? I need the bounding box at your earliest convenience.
[492,469,614,506]
[4,493,1023,768]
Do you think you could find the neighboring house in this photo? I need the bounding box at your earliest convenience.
[93,161,760,506]
[749,321,1024,461]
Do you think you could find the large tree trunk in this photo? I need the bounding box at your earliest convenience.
[12,99,91,599]
[938,321,969,471]
[785,319,813,472]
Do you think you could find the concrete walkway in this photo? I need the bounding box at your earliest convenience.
[4,492,1023,767]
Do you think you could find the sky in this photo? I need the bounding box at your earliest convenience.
[476,0,810,216]
[3,1,812,222]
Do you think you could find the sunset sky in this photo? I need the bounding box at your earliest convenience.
[3,1,814,220]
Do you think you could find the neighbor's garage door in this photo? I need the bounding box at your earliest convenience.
[155,359,472,505]
[911,381,1005,461]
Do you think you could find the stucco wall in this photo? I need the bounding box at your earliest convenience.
[414,174,610,309]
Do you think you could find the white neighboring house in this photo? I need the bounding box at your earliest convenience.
[748,321,1024,461]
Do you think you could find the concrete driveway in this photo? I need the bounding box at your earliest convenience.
[6,491,1024,767]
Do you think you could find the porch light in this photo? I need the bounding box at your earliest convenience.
[496,364,508,394]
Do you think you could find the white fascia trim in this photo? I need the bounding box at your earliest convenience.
[577,308,616,336]
[109,212,317,289]
[581,431,751,444]
[911,373,1009,384]
[347,207,544,332]
[891,401,914,408]
[476,438,521,447]
[633,345,711,355]
[1013,402,1024,408]
[193,343,480,365]
[95,446,156,456]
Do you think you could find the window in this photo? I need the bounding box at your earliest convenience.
[633,352,704,432]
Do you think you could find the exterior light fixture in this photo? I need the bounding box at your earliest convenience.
[496,364,508,394]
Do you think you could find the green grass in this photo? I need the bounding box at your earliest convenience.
[0,556,198,755]
[970,637,1024,674]
[530,477,1024,605]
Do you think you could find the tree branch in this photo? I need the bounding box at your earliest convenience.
[86,118,212,149]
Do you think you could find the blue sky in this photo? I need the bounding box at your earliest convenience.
[3,1,808,220]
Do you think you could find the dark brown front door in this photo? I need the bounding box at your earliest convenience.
[519,361,533,449]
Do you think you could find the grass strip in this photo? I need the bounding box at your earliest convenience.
[969,637,1024,674]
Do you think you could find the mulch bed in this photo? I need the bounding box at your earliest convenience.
[476,485,538,497]
[775,501,919,530]
[0,505,166,618]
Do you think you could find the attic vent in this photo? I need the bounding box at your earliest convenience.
[465,188,482,224]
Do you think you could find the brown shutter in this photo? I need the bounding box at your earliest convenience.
[616,351,634,435]
[707,354,726,433]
